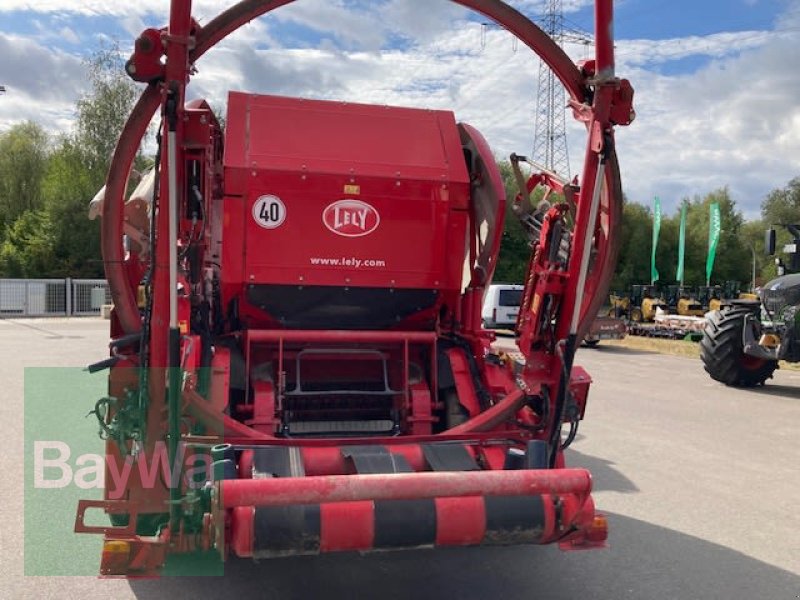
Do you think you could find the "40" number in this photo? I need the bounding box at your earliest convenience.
[252,195,286,229]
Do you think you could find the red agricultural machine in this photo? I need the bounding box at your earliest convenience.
[76,0,633,576]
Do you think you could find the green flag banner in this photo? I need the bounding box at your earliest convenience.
[651,196,661,284]
[676,201,688,284]
[706,202,721,285]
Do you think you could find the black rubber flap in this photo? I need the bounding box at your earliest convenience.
[252,446,315,555]
[422,443,480,472]
[342,446,414,474]
[252,446,305,478]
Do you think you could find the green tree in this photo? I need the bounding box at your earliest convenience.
[0,121,49,231]
[39,139,104,276]
[610,189,752,293]
[610,201,651,291]
[75,45,139,177]
[0,210,56,277]
[493,161,532,283]
[739,219,767,290]
[760,177,800,281]
[761,177,800,227]
[642,188,750,289]
[42,44,138,277]
[0,46,139,277]
[655,210,679,285]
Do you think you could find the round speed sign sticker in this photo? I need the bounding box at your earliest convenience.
[252,195,286,229]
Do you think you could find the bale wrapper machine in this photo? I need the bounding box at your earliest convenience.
[75,0,634,576]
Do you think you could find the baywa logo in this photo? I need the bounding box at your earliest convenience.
[323,199,380,237]
[33,440,213,499]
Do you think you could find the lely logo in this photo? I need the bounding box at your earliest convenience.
[323,200,380,237]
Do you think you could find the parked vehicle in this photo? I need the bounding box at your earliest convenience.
[482,284,523,329]
[701,226,800,386]
[630,284,668,322]
[583,315,627,347]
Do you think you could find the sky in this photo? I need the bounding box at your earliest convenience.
[1,0,799,218]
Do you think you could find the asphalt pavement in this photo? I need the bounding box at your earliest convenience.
[2,318,799,599]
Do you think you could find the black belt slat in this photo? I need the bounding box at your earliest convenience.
[252,446,305,478]
[374,499,437,548]
[252,446,318,555]
[422,443,479,471]
[484,495,546,544]
[342,445,413,474]
[254,504,321,555]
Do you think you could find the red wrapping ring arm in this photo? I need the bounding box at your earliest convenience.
[102,0,599,334]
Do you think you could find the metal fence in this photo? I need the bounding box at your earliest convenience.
[0,278,111,317]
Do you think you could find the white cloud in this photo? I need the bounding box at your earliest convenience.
[0,0,164,17]
[58,26,81,45]
[268,0,388,50]
[0,0,231,18]
[0,32,87,133]
[616,30,772,67]
[612,26,800,216]
[191,22,539,149]
[0,0,592,19]
[512,0,595,14]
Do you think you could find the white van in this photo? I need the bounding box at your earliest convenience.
[482,284,523,329]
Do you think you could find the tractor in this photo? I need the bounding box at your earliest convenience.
[75,0,633,576]
[700,226,800,386]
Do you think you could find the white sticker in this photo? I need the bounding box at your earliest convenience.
[252,195,286,229]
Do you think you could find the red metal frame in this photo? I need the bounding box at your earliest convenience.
[82,0,632,577]
[101,0,600,336]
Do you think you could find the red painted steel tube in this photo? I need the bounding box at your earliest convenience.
[184,388,274,439]
[556,155,601,344]
[595,0,615,79]
[101,87,160,334]
[151,0,193,370]
[246,330,437,344]
[444,388,527,434]
[193,430,528,449]
[165,0,193,83]
[220,468,592,508]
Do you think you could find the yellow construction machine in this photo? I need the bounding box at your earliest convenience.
[630,284,668,322]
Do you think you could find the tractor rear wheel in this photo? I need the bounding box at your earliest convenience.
[700,306,778,387]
